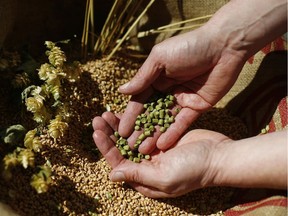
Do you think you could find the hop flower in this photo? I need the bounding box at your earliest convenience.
[24,129,37,148]
[17,148,35,169]
[45,43,66,68]
[44,41,55,50]
[48,115,68,140]
[30,165,52,194]
[26,96,43,113]
[24,129,42,152]
[38,63,52,81]
[3,151,19,170]
[32,106,51,124]
[49,84,61,101]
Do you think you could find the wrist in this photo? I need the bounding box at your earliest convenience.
[205,0,287,60]
[206,131,287,189]
[201,139,232,188]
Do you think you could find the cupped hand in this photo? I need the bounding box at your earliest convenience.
[92,111,231,198]
[118,25,246,154]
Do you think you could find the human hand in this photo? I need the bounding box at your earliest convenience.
[118,26,246,154]
[92,111,231,198]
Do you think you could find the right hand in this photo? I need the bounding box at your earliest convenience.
[118,25,246,154]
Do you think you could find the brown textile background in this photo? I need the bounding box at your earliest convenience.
[130,0,229,53]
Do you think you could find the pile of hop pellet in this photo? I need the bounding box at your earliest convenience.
[114,93,179,163]
[0,55,248,216]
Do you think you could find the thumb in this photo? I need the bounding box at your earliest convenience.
[119,52,163,95]
[109,171,126,182]
[109,163,143,182]
[109,162,158,186]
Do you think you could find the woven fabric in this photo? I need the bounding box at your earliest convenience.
[225,196,287,216]
[217,36,287,136]
[130,0,229,52]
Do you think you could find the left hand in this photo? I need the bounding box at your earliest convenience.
[92,111,231,198]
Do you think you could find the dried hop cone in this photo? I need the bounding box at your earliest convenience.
[24,129,42,152]
[45,41,66,68]
[26,96,44,113]
[3,151,19,170]
[48,115,68,140]
[30,165,52,194]
[38,63,53,81]
[17,148,35,169]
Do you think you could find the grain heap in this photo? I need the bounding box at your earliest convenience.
[0,51,248,215]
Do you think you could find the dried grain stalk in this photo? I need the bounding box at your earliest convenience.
[81,0,212,59]
[81,0,154,58]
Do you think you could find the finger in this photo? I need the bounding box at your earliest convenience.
[93,130,124,168]
[174,85,212,110]
[127,129,143,149]
[109,160,165,192]
[101,111,120,132]
[137,127,162,154]
[92,116,114,136]
[119,50,163,95]
[92,115,117,142]
[118,87,154,138]
[156,107,200,150]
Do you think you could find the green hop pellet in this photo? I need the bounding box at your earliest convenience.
[123,145,130,151]
[160,127,166,133]
[138,133,145,141]
[152,118,158,124]
[145,155,151,160]
[120,149,127,156]
[133,157,140,163]
[114,131,120,138]
[135,120,141,126]
[168,95,175,101]
[114,93,179,163]
[144,130,151,136]
[168,116,175,123]
[158,119,164,126]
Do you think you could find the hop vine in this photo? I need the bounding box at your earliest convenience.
[2,40,82,194]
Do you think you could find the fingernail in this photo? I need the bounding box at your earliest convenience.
[110,171,125,182]
[119,82,130,91]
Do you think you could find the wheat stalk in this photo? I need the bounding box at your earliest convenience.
[107,0,156,59]
[129,14,213,39]
[81,0,212,59]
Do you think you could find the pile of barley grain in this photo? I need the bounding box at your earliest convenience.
[0,56,248,216]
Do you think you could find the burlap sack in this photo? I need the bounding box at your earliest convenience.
[217,36,287,136]
[130,0,229,53]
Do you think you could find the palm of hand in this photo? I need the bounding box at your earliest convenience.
[119,29,244,153]
[92,111,230,198]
